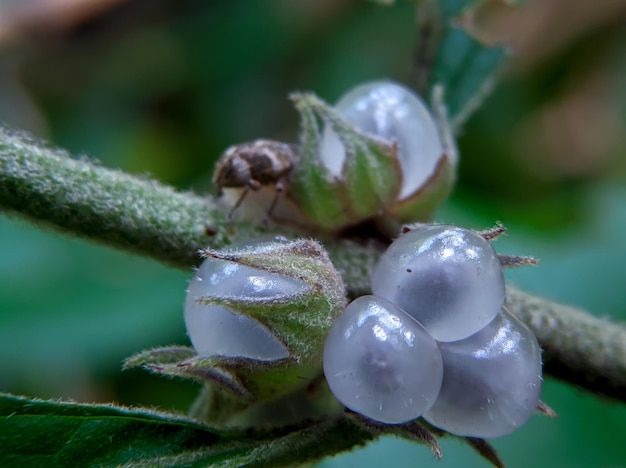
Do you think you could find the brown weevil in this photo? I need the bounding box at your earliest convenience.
[213,139,298,223]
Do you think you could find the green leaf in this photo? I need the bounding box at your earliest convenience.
[0,393,375,467]
[0,393,230,467]
[123,345,197,368]
[182,416,375,468]
[417,0,512,129]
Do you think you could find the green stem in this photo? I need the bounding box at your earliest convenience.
[1,126,625,402]
[506,287,626,401]
[0,127,294,268]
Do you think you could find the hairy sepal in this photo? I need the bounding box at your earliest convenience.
[125,346,302,402]
[289,92,401,231]
[128,239,347,404]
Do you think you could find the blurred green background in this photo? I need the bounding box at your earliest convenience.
[0,0,625,466]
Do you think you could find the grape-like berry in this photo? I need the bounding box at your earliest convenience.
[319,81,443,200]
[323,295,443,424]
[371,225,505,342]
[423,310,543,438]
[184,255,306,360]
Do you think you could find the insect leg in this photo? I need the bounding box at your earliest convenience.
[262,178,285,226]
[228,185,252,221]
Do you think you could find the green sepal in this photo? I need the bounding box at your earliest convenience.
[129,239,346,405]
[348,412,442,460]
[198,294,326,364]
[195,240,347,400]
[123,347,251,399]
[300,93,402,218]
[124,346,303,403]
[383,153,454,226]
[197,240,346,357]
[199,238,342,298]
[289,93,348,230]
[123,346,197,368]
[289,92,402,231]
[349,412,505,468]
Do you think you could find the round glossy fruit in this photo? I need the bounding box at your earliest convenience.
[423,311,543,438]
[184,255,304,360]
[371,225,505,342]
[319,80,443,200]
[323,295,444,424]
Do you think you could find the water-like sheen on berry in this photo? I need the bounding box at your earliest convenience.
[371,225,505,342]
[423,311,543,438]
[319,80,443,199]
[184,256,304,360]
[323,296,443,424]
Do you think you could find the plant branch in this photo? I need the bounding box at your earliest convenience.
[505,288,626,401]
[1,127,625,402]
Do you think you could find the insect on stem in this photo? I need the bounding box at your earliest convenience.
[213,139,297,223]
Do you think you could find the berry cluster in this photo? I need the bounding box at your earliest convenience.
[323,225,543,438]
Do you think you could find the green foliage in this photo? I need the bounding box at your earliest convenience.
[0,393,374,467]
[0,394,227,467]
[414,0,509,128]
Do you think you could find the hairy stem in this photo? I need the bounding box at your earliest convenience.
[0,127,291,268]
[1,127,625,402]
[506,288,626,401]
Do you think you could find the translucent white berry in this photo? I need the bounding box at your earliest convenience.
[423,311,543,438]
[371,225,505,342]
[184,255,305,360]
[323,295,443,424]
[319,80,443,200]
[182,238,347,403]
